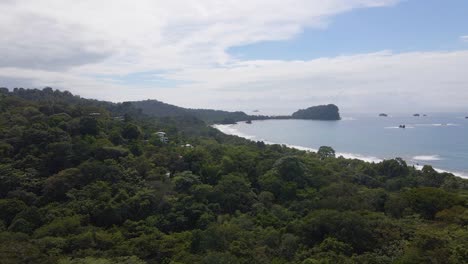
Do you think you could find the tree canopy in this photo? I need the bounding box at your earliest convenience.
[291,104,341,120]
[0,88,466,263]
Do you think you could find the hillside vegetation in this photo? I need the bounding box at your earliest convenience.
[0,88,467,264]
[131,100,250,124]
[292,104,341,120]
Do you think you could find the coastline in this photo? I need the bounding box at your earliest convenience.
[213,123,468,179]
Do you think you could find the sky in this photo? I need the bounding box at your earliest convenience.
[1,0,468,114]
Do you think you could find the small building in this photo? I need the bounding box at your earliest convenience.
[155,131,166,137]
[155,131,169,143]
[89,112,101,117]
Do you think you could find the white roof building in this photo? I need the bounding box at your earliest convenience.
[155,131,166,137]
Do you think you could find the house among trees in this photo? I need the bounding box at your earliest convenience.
[155,131,169,143]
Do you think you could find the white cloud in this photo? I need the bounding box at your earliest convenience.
[153,50,468,113]
[2,0,468,113]
[461,36,468,43]
[0,0,399,73]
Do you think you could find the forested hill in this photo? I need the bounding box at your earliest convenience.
[0,87,467,264]
[292,104,341,120]
[131,99,251,124]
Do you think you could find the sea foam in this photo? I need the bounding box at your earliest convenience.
[412,155,443,161]
[413,123,460,127]
[213,124,381,164]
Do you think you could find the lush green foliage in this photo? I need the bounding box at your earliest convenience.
[0,88,467,264]
[317,146,336,159]
[292,104,341,120]
[131,100,250,124]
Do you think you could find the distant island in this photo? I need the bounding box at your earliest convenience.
[379,113,388,117]
[291,104,341,120]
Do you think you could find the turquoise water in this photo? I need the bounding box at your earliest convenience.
[215,113,468,178]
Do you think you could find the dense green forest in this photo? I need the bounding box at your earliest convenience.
[130,100,251,124]
[0,88,467,264]
[292,105,341,121]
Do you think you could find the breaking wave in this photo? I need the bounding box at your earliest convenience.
[413,155,443,161]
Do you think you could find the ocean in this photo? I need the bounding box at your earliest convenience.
[213,113,468,179]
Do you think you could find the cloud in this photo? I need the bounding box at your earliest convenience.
[0,13,111,70]
[154,50,468,113]
[461,36,468,43]
[3,49,466,114]
[3,0,467,113]
[0,0,400,72]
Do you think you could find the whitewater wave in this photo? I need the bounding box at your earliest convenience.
[336,152,382,163]
[413,155,443,161]
[414,165,468,178]
[258,142,382,163]
[414,123,460,127]
[213,124,381,164]
[212,124,257,140]
[212,124,468,179]
[271,143,381,163]
[384,123,460,129]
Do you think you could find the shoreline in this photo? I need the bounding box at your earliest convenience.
[213,123,468,179]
